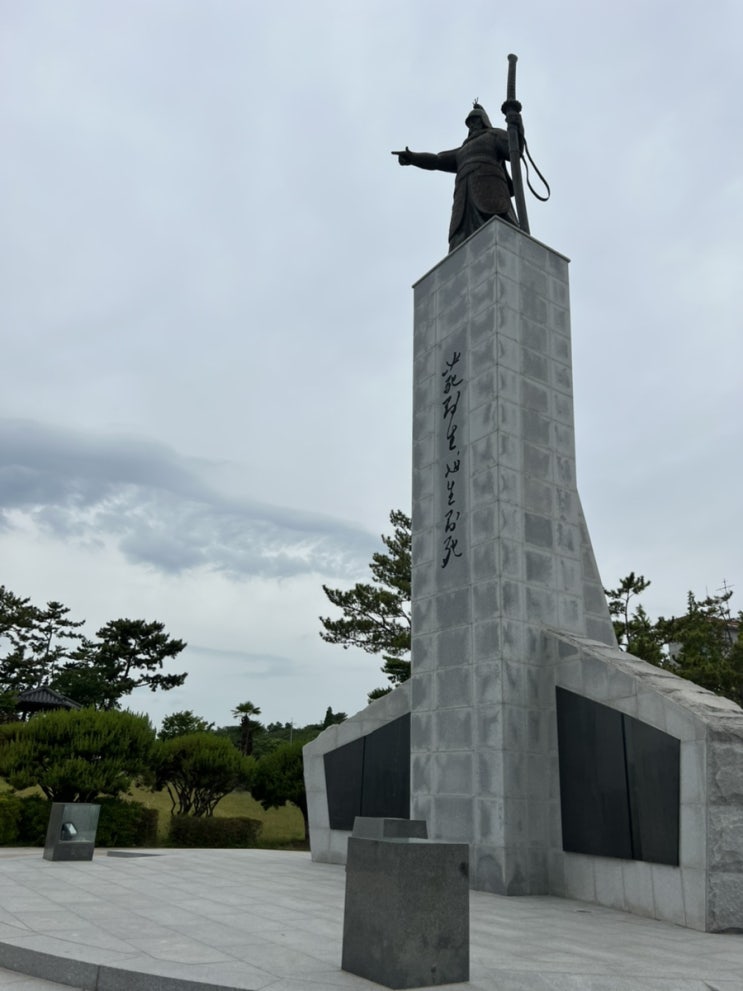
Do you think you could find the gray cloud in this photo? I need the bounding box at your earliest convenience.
[187,644,298,681]
[0,419,377,579]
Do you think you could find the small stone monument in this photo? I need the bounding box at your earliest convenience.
[43,803,100,862]
[342,817,469,989]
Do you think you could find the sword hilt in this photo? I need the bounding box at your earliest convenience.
[502,53,529,233]
[506,53,517,102]
[502,53,522,121]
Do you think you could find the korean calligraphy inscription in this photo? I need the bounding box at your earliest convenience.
[441,350,463,568]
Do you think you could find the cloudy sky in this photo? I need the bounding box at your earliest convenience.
[2,0,741,731]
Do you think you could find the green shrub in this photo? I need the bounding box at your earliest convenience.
[251,741,308,840]
[0,710,156,802]
[17,795,51,845]
[96,799,159,847]
[156,733,254,816]
[0,794,20,844]
[167,815,262,848]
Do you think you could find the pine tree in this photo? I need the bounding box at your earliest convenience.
[320,510,411,700]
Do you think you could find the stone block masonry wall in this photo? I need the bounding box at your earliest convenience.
[305,213,743,932]
[409,216,616,895]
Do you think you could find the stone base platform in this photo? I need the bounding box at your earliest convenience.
[1,848,742,991]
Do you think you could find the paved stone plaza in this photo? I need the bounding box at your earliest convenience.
[1,848,742,990]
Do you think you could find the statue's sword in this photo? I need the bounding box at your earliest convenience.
[501,53,530,234]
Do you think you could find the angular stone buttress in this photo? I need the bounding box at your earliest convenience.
[304,216,743,932]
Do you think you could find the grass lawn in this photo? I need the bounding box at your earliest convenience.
[128,785,307,848]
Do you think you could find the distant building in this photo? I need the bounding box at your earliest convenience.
[15,685,82,719]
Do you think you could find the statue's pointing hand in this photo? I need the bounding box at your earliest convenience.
[391,147,412,166]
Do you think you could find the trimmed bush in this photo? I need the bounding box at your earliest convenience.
[0,709,156,802]
[156,733,254,816]
[251,741,308,840]
[0,794,20,844]
[96,799,159,847]
[167,815,262,848]
[17,795,51,845]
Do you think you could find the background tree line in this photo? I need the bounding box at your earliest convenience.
[604,572,743,706]
[0,698,346,844]
[0,584,348,844]
[0,585,187,717]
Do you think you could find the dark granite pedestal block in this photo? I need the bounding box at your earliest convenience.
[43,803,100,861]
[342,834,469,989]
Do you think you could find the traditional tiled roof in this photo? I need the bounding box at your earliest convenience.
[16,686,82,710]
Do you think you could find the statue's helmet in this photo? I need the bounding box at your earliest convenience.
[465,101,492,129]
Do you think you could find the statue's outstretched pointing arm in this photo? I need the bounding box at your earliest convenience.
[391,148,457,173]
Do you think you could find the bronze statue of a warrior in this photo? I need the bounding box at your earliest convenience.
[393,101,522,253]
[393,57,549,248]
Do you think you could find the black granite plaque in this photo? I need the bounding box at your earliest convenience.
[361,713,411,820]
[324,714,411,831]
[556,688,680,866]
[325,737,364,830]
[624,715,680,866]
[556,687,632,859]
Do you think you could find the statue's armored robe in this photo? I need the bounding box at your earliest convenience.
[406,127,517,250]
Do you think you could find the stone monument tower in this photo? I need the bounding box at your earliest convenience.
[406,215,615,895]
[304,92,743,931]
